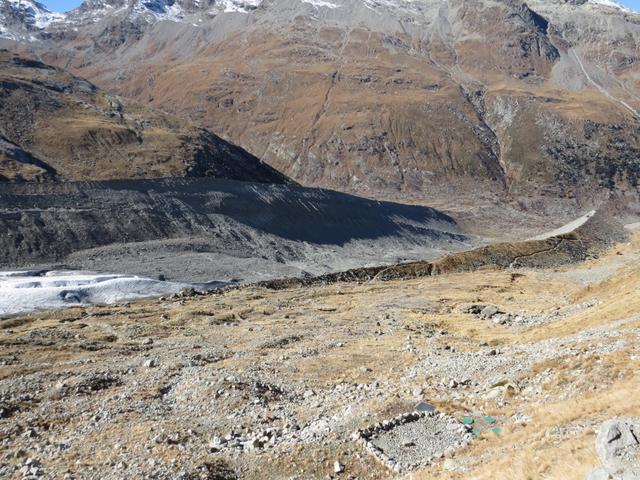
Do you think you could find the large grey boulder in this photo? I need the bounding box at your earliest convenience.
[588,419,640,480]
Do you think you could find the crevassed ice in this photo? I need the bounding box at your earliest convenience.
[0,270,189,317]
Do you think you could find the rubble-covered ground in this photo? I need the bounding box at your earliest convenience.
[1,231,640,479]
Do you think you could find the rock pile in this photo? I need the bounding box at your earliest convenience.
[459,299,601,328]
[352,411,472,473]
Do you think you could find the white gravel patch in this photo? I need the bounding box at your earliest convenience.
[530,210,596,241]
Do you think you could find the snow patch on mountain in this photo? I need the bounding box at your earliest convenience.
[589,0,633,12]
[217,0,262,13]
[132,0,186,20]
[302,0,339,9]
[2,0,65,28]
[128,0,262,23]
[362,0,429,14]
[0,0,66,39]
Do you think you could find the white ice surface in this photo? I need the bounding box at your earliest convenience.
[0,270,189,317]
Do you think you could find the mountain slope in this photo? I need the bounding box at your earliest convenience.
[1,0,639,204]
[0,49,289,183]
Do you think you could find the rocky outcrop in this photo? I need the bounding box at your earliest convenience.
[0,135,57,181]
[588,419,640,480]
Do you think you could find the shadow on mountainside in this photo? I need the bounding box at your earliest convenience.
[0,177,468,267]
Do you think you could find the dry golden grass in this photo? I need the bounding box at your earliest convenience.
[0,50,258,183]
[432,368,640,480]
[1,233,638,479]
[52,19,638,198]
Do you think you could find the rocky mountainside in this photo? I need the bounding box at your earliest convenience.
[1,0,639,205]
[0,49,289,183]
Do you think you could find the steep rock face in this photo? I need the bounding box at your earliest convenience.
[0,50,289,183]
[1,0,639,202]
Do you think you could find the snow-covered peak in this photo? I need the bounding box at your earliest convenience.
[118,0,266,24]
[0,0,268,38]
[0,0,65,30]
[131,0,184,20]
[0,0,67,40]
[79,0,265,24]
[588,0,634,13]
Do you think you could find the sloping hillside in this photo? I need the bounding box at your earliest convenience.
[0,50,289,184]
[0,221,638,479]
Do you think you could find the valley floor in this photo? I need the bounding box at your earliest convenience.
[1,229,639,479]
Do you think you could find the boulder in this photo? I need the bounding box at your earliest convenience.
[480,305,501,319]
[589,418,640,480]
